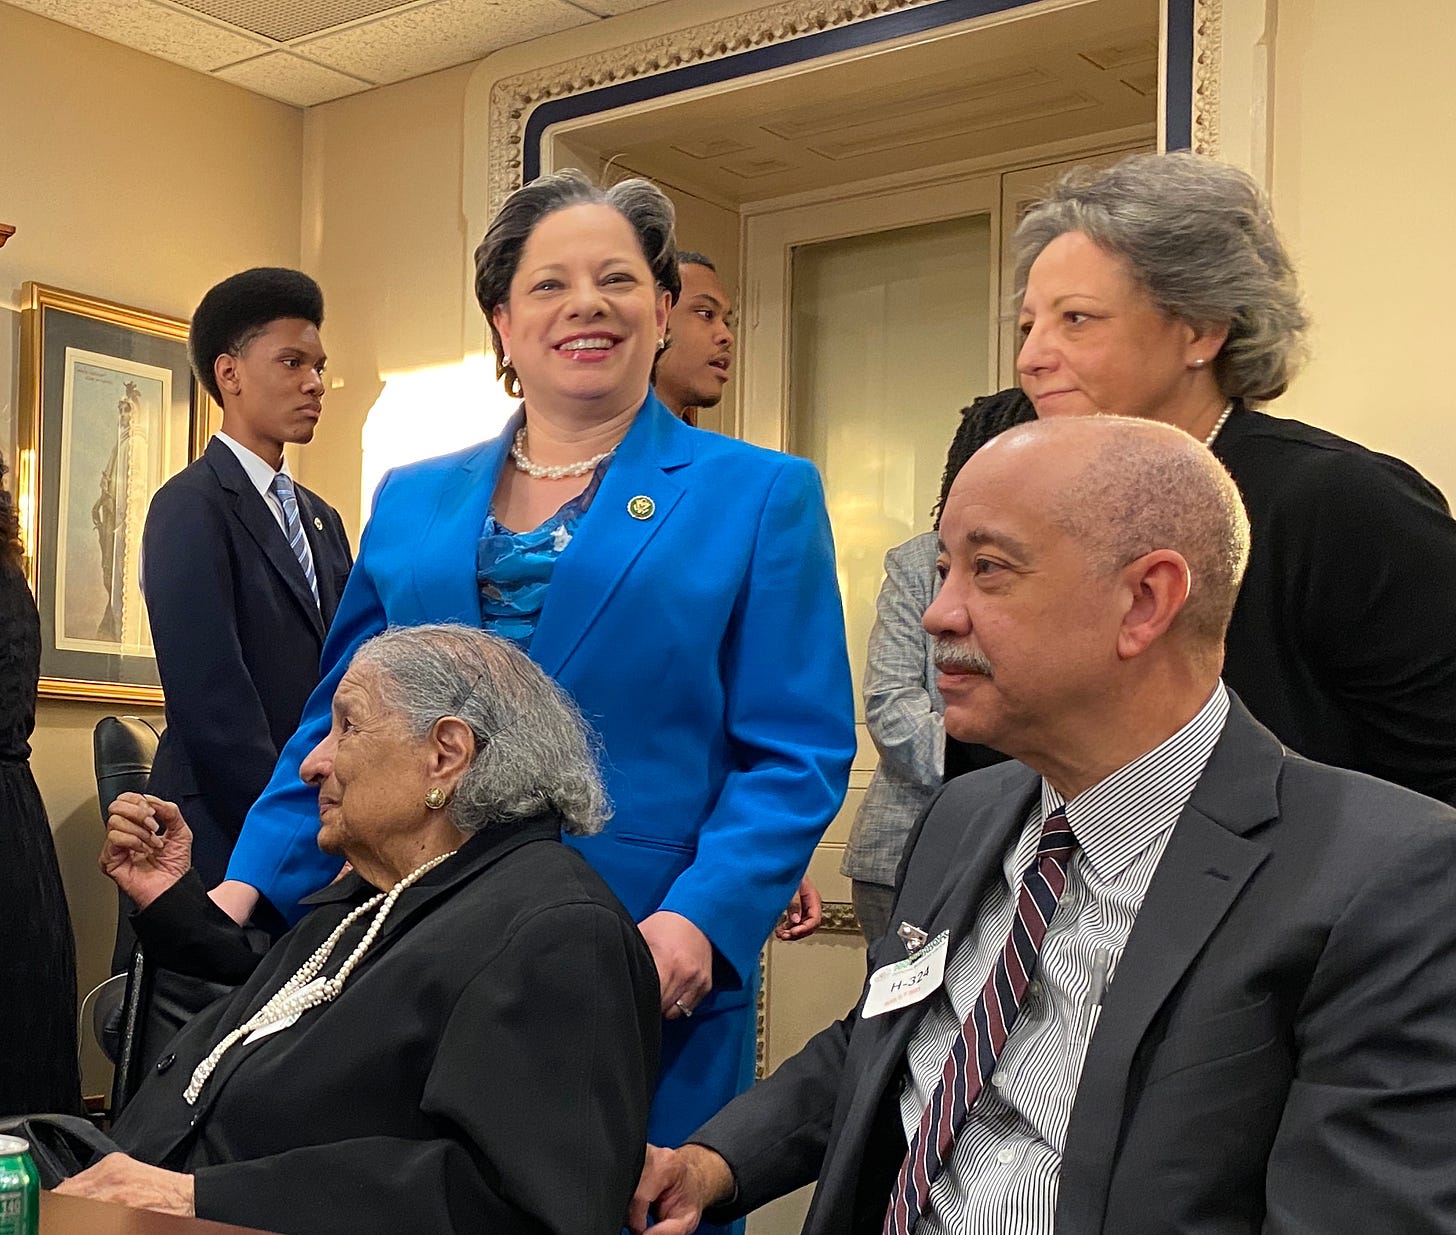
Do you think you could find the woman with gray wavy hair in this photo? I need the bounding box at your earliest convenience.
[1004,149,1456,803]
[215,168,854,1205]
[59,623,659,1233]
[353,622,608,835]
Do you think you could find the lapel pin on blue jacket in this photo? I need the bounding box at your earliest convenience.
[627,495,655,520]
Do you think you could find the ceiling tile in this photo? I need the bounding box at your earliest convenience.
[670,135,755,160]
[5,0,269,71]
[296,0,592,84]
[566,0,668,15]
[807,92,1099,160]
[718,154,795,180]
[762,68,1053,142]
[1120,67,1158,97]
[1079,37,1158,70]
[215,49,374,104]
[169,0,407,42]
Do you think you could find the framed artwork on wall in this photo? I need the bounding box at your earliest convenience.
[18,283,211,703]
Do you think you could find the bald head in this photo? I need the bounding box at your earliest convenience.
[957,416,1250,650]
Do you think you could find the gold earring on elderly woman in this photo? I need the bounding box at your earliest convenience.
[424,786,447,810]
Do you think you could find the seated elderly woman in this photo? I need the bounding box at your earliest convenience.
[55,623,659,1234]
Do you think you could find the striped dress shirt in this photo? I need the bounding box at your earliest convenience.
[899,683,1231,1234]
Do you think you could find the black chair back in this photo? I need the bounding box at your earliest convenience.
[93,716,160,822]
[95,716,162,975]
[110,949,235,1120]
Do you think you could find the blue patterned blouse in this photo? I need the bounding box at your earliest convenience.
[476,461,610,650]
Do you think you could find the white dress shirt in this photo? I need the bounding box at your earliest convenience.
[900,683,1231,1234]
[214,431,296,537]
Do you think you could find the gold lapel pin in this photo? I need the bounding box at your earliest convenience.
[313,516,323,530]
[627,495,655,521]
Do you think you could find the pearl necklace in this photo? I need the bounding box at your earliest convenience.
[183,849,458,1105]
[510,427,616,480]
[1203,401,1235,447]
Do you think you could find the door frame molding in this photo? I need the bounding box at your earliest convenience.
[483,0,1221,217]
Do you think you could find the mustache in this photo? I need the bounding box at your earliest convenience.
[933,639,992,677]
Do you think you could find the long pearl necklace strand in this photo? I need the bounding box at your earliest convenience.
[510,427,616,480]
[183,849,458,1105]
[1203,401,1234,447]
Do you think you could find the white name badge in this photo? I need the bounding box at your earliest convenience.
[862,930,950,1019]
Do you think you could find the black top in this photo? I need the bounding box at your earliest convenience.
[946,402,1456,806]
[0,561,82,1115]
[0,560,37,761]
[115,817,660,1234]
[1210,404,1456,804]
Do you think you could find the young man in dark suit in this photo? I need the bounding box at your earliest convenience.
[133,269,352,952]
[633,416,1456,1235]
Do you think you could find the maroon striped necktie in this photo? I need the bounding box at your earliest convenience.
[883,807,1077,1235]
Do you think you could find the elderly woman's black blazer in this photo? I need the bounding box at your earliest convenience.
[112,816,660,1235]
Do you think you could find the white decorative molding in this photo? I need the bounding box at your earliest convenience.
[487,0,937,215]
[1191,0,1222,156]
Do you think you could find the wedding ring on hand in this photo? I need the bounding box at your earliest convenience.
[674,999,694,1018]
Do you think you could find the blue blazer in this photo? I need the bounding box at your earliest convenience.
[228,394,855,1010]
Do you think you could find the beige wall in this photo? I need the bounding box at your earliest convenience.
[1220,0,1455,499]
[0,5,303,318]
[0,2,304,1091]
[294,63,476,538]
[1267,0,1455,498]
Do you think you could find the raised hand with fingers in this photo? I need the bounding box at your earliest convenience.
[100,792,194,910]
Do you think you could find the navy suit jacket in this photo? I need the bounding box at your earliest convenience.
[696,697,1456,1234]
[142,437,352,885]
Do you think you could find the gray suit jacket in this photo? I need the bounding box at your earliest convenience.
[698,696,1456,1234]
[841,532,944,887]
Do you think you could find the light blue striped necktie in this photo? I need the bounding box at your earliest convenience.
[270,472,319,607]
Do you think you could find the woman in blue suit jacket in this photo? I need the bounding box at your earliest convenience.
[216,171,855,1167]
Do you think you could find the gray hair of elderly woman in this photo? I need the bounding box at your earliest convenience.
[1012,151,1309,403]
[350,623,609,836]
[473,169,681,398]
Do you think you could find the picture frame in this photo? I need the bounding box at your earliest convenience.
[18,283,212,703]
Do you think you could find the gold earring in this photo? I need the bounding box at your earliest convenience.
[424,786,446,810]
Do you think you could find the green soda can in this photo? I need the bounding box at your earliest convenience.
[0,1136,38,1235]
